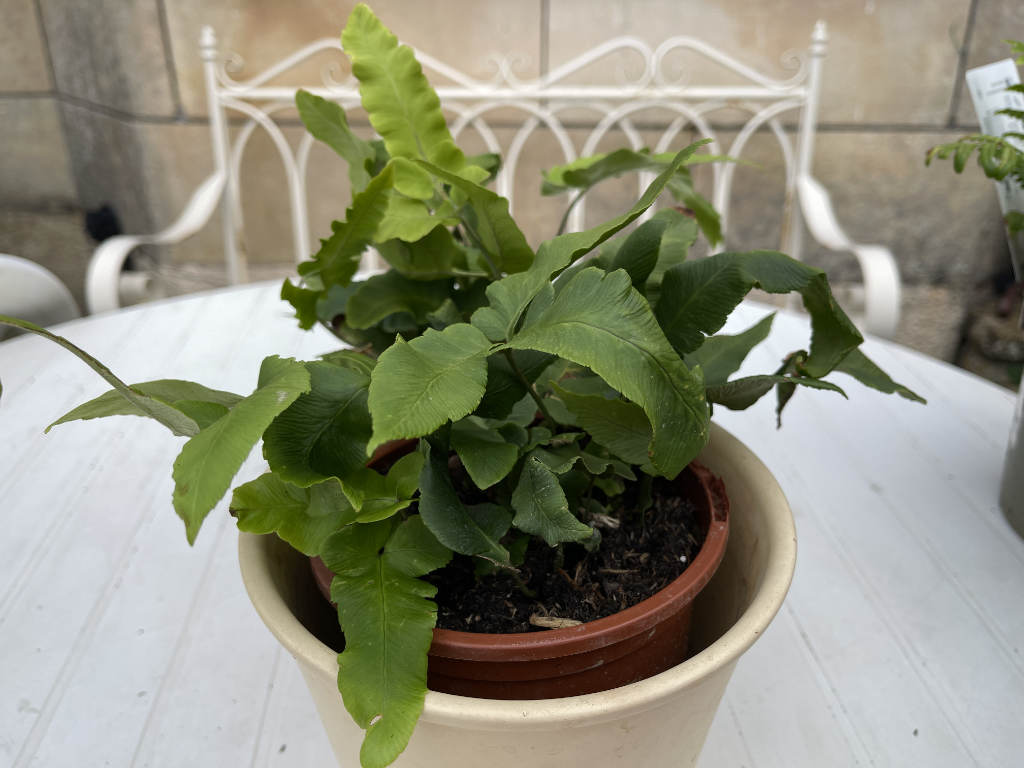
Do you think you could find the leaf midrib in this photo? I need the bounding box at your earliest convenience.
[403,348,482,414]
[375,558,390,715]
[377,48,429,162]
[516,317,703,423]
[658,262,741,334]
[300,387,365,475]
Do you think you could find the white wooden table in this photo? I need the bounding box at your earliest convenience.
[1,282,1021,767]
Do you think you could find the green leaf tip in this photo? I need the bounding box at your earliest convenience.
[343,3,465,173]
[173,356,311,545]
[0,314,201,438]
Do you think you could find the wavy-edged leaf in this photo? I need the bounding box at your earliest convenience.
[450,416,519,489]
[417,439,510,561]
[319,349,377,376]
[376,226,459,280]
[376,193,456,243]
[470,271,542,341]
[389,157,434,200]
[0,315,201,437]
[686,313,775,387]
[540,145,714,194]
[707,374,846,411]
[527,443,611,476]
[323,516,451,768]
[341,451,424,523]
[367,322,492,452]
[656,251,862,376]
[172,356,310,543]
[415,160,534,274]
[262,361,372,487]
[509,267,707,478]
[471,146,702,342]
[551,381,653,466]
[281,278,320,330]
[342,4,464,172]
[466,151,501,182]
[299,165,395,288]
[833,348,926,403]
[345,270,452,329]
[654,257,750,354]
[511,456,593,546]
[295,89,376,192]
[45,378,241,433]
[231,474,354,556]
[535,143,708,280]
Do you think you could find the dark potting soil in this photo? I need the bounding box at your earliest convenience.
[425,477,704,634]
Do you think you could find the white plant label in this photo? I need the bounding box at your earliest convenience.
[965,58,1024,282]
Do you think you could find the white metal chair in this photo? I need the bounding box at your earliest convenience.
[0,254,81,340]
[87,21,901,337]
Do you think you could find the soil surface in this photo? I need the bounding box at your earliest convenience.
[425,476,704,634]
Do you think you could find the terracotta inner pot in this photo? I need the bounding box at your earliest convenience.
[310,459,729,700]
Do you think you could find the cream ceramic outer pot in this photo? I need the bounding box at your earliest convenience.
[238,423,797,768]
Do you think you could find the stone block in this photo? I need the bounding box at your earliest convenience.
[58,102,159,236]
[0,209,94,309]
[164,0,542,117]
[38,0,176,116]
[548,0,971,125]
[806,131,1009,288]
[0,98,76,206]
[893,284,968,362]
[72,114,362,276]
[0,0,52,91]
[954,0,1024,126]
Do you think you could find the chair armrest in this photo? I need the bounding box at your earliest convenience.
[797,174,902,338]
[85,172,227,314]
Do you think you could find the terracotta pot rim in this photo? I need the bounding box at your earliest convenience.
[239,423,797,725]
[427,461,729,661]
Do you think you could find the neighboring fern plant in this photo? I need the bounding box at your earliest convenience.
[926,39,1024,237]
[0,5,924,768]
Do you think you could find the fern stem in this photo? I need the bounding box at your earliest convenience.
[502,348,554,426]
[556,189,587,236]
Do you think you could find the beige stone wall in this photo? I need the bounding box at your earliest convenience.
[2,0,1022,313]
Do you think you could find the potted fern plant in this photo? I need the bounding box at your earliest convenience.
[0,5,924,767]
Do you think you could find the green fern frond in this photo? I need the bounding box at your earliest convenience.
[1005,39,1024,65]
[996,107,1024,122]
[927,134,1024,186]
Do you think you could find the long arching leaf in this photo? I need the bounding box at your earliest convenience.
[0,314,200,437]
[655,251,863,377]
[342,4,464,172]
[172,356,310,543]
[471,145,702,341]
[296,89,377,192]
